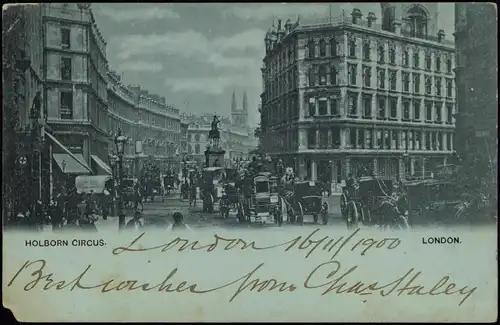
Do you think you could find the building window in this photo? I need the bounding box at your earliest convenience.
[413,73,420,93]
[435,77,442,96]
[363,40,371,60]
[377,69,385,89]
[61,28,71,49]
[436,56,441,71]
[308,97,316,116]
[308,67,316,86]
[446,79,453,97]
[413,51,419,68]
[330,67,338,85]
[402,72,410,92]
[403,50,409,67]
[384,130,391,149]
[446,104,453,123]
[308,129,316,148]
[425,132,431,150]
[61,57,72,81]
[425,102,433,121]
[425,53,432,70]
[413,100,421,120]
[446,133,451,150]
[308,39,315,58]
[363,66,371,87]
[330,38,337,57]
[389,70,397,90]
[319,39,326,57]
[349,37,356,57]
[389,46,396,64]
[435,103,442,122]
[349,128,357,149]
[425,76,432,95]
[376,130,382,149]
[60,91,73,119]
[332,128,341,148]
[446,58,452,73]
[389,97,397,119]
[363,96,372,118]
[348,64,357,85]
[403,101,410,120]
[365,129,372,149]
[378,97,386,119]
[195,134,200,142]
[318,99,327,116]
[348,93,358,116]
[195,144,200,154]
[377,44,385,63]
[318,65,327,85]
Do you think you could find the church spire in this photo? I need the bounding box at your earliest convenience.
[231,89,237,112]
[242,90,248,112]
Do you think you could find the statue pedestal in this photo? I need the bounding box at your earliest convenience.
[204,146,226,168]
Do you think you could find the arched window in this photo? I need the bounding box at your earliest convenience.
[308,68,316,86]
[407,6,428,39]
[330,67,338,85]
[330,38,337,56]
[308,39,315,58]
[319,39,326,57]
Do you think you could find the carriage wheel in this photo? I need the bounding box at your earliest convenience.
[321,201,329,225]
[208,195,214,213]
[390,215,410,231]
[287,203,296,224]
[346,202,359,230]
[340,193,348,217]
[296,202,304,226]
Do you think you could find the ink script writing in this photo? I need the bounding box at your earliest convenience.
[7,259,476,307]
[112,228,402,260]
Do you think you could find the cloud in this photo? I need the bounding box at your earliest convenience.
[97,6,180,22]
[223,3,354,21]
[164,72,261,96]
[117,61,163,72]
[112,28,265,70]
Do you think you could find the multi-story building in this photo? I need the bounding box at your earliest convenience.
[260,4,456,190]
[184,91,257,165]
[180,120,189,156]
[107,71,182,175]
[3,4,45,216]
[454,3,497,198]
[43,3,110,191]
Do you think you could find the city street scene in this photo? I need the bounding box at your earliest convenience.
[2,3,497,233]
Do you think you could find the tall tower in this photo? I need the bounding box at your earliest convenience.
[241,90,248,126]
[231,89,237,113]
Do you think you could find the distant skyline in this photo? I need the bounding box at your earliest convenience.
[92,3,456,127]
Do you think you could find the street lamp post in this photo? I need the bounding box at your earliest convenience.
[114,129,127,230]
[108,153,117,217]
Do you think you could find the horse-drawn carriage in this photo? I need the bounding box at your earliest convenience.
[340,177,409,230]
[404,179,463,226]
[280,181,329,225]
[200,167,225,213]
[219,168,240,219]
[236,172,282,225]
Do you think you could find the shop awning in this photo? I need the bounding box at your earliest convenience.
[45,131,93,174]
[91,155,112,175]
[53,153,91,174]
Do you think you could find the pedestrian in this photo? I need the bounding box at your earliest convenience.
[101,190,110,220]
[49,198,64,230]
[166,212,193,232]
[125,210,144,231]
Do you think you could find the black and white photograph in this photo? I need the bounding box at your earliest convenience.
[2,3,497,322]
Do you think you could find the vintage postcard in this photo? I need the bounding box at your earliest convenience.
[2,2,498,322]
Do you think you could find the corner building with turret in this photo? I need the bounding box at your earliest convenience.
[260,4,456,191]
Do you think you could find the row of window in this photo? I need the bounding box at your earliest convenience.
[306,37,453,74]
[306,127,454,151]
[344,94,454,123]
